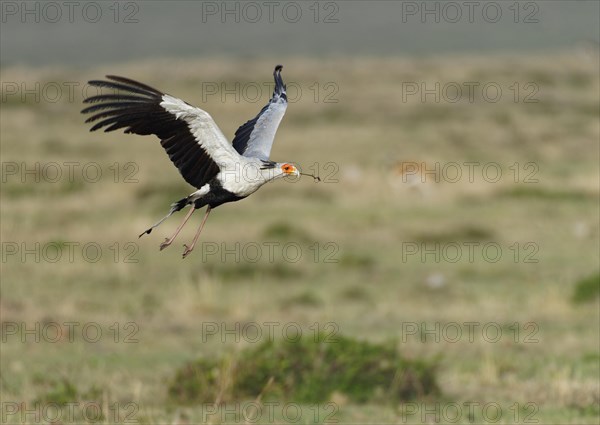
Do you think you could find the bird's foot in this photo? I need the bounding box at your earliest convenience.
[182,244,194,259]
[139,228,152,238]
[159,238,172,251]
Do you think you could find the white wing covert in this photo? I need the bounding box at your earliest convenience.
[232,65,288,160]
[82,76,241,188]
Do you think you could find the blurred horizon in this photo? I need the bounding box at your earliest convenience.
[1,1,599,67]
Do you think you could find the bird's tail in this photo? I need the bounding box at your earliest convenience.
[138,196,189,238]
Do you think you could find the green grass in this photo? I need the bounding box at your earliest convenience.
[1,54,599,424]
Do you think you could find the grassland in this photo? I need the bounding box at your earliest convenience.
[1,53,599,424]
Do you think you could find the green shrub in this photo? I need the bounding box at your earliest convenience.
[572,272,600,303]
[33,378,78,406]
[281,291,323,308]
[499,187,597,202]
[339,286,371,301]
[32,379,104,422]
[169,334,440,404]
[262,222,311,242]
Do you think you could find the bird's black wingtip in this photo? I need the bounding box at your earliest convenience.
[105,74,128,80]
[272,65,286,99]
[87,76,126,86]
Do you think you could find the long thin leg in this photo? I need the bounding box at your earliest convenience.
[182,206,211,259]
[139,208,177,238]
[159,207,196,251]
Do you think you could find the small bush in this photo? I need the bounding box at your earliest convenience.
[281,291,323,308]
[339,286,371,301]
[33,379,105,422]
[33,378,78,406]
[499,187,597,202]
[338,253,376,271]
[572,272,600,303]
[412,225,493,243]
[262,222,312,242]
[168,334,440,404]
[204,263,299,281]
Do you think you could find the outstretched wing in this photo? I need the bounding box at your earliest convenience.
[81,75,241,189]
[232,65,288,160]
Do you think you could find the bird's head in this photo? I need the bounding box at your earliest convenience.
[259,160,299,180]
[280,163,299,177]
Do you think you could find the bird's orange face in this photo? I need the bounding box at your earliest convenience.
[281,163,299,176]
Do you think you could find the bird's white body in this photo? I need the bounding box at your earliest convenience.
[160,94,290,199]
[187,162,287,203]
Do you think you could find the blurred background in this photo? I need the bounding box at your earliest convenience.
[1,1,599,423]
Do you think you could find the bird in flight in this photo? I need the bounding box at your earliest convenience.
[82,65,317,258]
